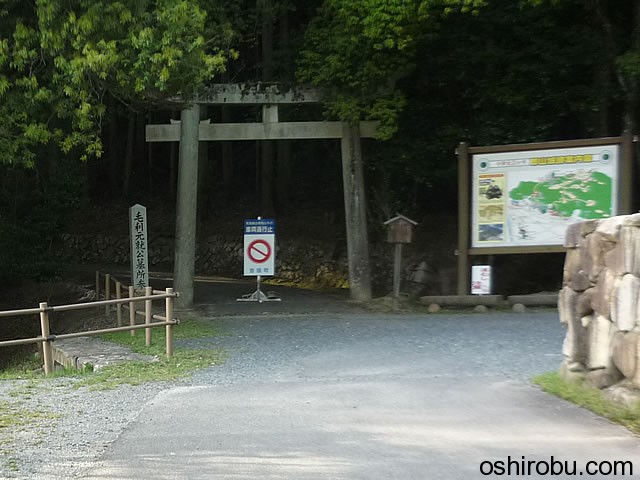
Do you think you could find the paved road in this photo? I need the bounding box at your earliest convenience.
[83,312,640,479]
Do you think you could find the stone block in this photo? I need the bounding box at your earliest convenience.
[576,288,595,317]
[582,232,614,282]
[611,274,640,331]
[563,222,582,248]
[587,314,612,370]
[586,368,623,389]
[558,286,588,365]
[559,360,586,384]
[619,226,640,276]
[427,303,440,313]
[604,243,625,275]
[611,331,639,380]
[580,220,599,237]
[591,269,620,319]
[562,248,580,285]
[569,269,590,292]
[558,286,575,325]
[604,227,640,275]
[595,216,626,240]
[622,213,640,227]
[512,303,526,313]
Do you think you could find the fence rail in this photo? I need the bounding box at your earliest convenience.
[0,271,178,375]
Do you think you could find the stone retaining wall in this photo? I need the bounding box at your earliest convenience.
[559,213,640,388]
[58,234,352,289]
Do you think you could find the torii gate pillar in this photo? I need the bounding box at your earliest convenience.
[174,103,199,309]
[341,124,371,301]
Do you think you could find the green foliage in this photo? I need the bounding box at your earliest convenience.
[0,0,233,164]
[0,153,86,283]
[297,0,484,138]
[364,0,609,213]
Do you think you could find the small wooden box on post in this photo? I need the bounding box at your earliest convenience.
[384,214,418,308]
[385,214,417,244]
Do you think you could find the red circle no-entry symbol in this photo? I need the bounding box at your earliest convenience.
[247,239,272,263]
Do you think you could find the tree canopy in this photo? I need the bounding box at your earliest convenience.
[0,0,234,165]
[0,0,638,284]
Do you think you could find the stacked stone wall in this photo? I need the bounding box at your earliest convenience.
[559,213,640,388]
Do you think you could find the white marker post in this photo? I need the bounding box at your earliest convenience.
[129,204,149,291]
[238,217,281,302]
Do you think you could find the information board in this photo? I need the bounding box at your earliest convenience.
[471,145,619,248]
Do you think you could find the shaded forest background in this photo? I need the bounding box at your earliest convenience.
[0,0,638,296]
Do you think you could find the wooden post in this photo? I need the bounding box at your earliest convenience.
[39,302,53,375]
[340,122,372,301]
[105,273,111,316]
[165,288,174,358]
[457,142,470,295]
[115,281,122,327]
[129,285,136,336]
[174,103,200,309]
[95,270,100,300]
[145,286,152,346]
[392,243,403,310]
[621,131,634,214]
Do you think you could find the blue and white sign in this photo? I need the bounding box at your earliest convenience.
[243,219,276,276]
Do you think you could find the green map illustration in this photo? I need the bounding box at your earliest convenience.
[508,171,611,219]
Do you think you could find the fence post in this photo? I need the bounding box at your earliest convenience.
[115,281,122,327]
[145,286,152,347]
[39,302,53,375]
[105,273,111,317]
[95,270,100,300]
[165,288,174,358]
[129,286,136,336]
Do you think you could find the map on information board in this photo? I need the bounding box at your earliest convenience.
[471,145,619,248]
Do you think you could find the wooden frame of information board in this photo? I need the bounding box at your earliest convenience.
[455,134,634,295]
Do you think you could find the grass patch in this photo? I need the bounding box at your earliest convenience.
[0,314,226,387]
[534,371,640,434]
[74,313,225,389]
[0,354,43,380]
[0,399,58,430]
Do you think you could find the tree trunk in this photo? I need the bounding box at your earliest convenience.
[198,106,209,221]
[276,6,292,211]
[106,98,120,196]
[259,0,275,216]
[221,105,233,199]
[276,141,292,210]
[122,113,136,198]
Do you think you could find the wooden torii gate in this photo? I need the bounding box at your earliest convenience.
[146,83,377,309]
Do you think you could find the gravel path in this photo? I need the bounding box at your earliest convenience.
[0,310,567,479]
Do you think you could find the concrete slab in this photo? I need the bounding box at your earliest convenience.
[507,294,559,306]
[419,295,503,306]
[52,337,156,371]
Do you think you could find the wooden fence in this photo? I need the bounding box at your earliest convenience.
[0,271,178,375]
